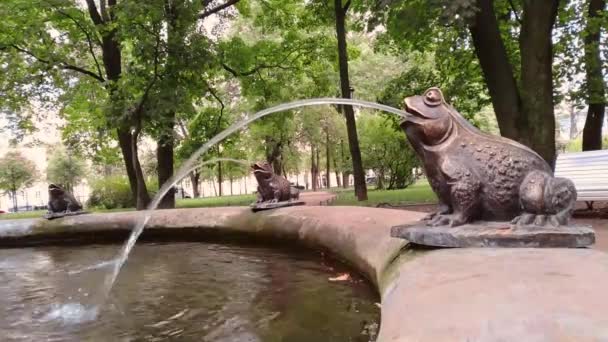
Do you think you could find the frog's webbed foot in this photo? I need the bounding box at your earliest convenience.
[427,213,467,228]
[423,204,451,221]
[511,212,570,227]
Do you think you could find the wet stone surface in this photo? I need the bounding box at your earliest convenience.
[391,221,595,248]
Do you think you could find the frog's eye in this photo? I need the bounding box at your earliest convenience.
[423,88,443,107]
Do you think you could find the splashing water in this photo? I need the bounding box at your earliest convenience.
[67,259,117,275]
[95,98,408,309]
[182,157,252,177]
[43,303,99,325]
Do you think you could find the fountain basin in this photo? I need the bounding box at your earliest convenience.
[2,206,608,341]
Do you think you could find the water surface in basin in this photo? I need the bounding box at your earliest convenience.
[0,242,379,341]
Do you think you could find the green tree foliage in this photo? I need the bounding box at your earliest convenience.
[87,176,134,209]
[357,113,418,190]
[46,148,87,192]
[0,151,38,211]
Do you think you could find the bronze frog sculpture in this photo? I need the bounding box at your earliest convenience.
[252,161,300,203]
[400,87,576,227]
[46,183,83,217]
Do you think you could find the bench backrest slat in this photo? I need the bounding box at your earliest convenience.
[555,150,608,201]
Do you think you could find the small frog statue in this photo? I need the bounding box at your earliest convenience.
[251,161,300,204]
[400,87,577,228]
[44,183,84,219]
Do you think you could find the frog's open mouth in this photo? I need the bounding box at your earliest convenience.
[251,163,271,175]
[401,97,424,124]
[48,184,63,194]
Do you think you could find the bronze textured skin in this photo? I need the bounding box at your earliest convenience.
[252,161,300,203]
[400,87,576,227]
[47,183,83,213]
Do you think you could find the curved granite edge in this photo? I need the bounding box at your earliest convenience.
[2,208,608,341]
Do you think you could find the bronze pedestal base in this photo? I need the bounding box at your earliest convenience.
[391,221,595,248]
[250,201,305,212]
[43,211,88,220]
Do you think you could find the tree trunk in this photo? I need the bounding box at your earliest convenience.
[376,169,384,190]
[217,160,223,196]
[117,128,149,209]
[469,0,559,167]
[469,0,522,140]
[11,190,17,212]
[86,0,149,208]
[157,131,175,209]
[334,0,367,200]
[230,176,233,196]
[311,145,318,191]
[582,0,606,151]
[131,129,151,210]
[316,148,321,188]
[334,156,342,187]
[266,138,283,176]
[326,129,331,188]
[190,171,200,198]
[569,104,578,139]
[342,172,349,188]
[518,0,558,166]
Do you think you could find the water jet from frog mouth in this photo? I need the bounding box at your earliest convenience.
[89,98,407,314]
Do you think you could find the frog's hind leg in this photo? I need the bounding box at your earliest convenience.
[545,177,577,226]
[513,171,577,227]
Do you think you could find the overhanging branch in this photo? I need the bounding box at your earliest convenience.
[48,3,104,79]
[9,44,105,82]
[343,0,352,13]
[199,0,240,19]
[84,0,104,25]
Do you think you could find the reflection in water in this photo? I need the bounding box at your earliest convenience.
[0,243,379,341]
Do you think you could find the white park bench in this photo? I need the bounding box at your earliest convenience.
[555,149,608,210]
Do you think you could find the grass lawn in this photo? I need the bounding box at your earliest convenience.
[176,193,256,208]
[331,180,437,206]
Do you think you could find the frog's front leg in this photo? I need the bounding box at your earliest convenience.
[429,160,480,227]
[256,186,264,203]
[423,203,451,221]
[422,177,452,221]
[270,186,281,203]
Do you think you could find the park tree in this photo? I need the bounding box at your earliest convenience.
[333,0,368,200]
[46,148,87,192]
[366,0,563,166]
[0,0,244,210]
[0,152,38,212]
[581,0,606,151]
[220,3,337,179]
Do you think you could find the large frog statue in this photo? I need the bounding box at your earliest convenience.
[47,183,83,215]
[400,87,576,227]
[252,161,300,203]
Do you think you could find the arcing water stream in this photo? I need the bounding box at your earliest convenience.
[78,98,408,318]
